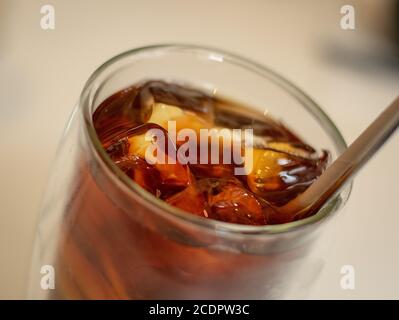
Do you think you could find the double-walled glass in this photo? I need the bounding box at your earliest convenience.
[28,44,351,299]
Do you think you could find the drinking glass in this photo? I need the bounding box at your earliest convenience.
[28,44,351,299]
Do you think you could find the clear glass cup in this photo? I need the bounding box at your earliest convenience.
[28,44,351,299]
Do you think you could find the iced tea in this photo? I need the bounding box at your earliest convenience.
[54,80,330,299]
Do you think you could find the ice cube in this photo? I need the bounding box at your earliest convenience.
[105,137,130,162]
[147,102,212,134]
[166,182,208,217]
[93,87,141,144]
[127,123,191,195]
[197,178,267,225]
[214,101,302,142]
[123,156,162,195]
[246,143,329,206]
[189,163,234,179]
[138,80,215,117]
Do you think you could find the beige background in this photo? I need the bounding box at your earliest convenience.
[0,0,398,299]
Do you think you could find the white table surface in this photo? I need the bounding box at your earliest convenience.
[0,0,398,299]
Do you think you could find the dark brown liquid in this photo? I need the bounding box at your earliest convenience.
[53,80,329,299]
[93,81,329,225]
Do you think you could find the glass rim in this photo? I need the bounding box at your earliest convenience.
[80,43,352,236]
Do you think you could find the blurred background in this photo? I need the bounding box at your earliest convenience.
[0,0,398,299]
